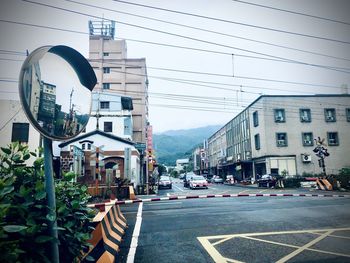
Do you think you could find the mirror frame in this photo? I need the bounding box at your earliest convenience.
[19,45,97,141]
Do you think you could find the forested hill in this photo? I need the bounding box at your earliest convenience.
[153,125,221,166]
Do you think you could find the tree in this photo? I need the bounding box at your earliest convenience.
[157,164,167,176]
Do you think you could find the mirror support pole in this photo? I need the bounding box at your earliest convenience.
[43,137,60,263]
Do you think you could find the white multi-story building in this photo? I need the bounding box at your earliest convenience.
[84,91,134,140]
[88,20,149,144]
[175,158,189,172]
[208,94,350,180]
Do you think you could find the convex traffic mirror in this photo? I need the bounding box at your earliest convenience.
[19,45,96,140]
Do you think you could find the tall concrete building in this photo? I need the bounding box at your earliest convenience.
[88,20,149,144]
[208,94,350,180]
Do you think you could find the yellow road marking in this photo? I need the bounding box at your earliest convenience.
[197,237,227,263]
[198,227,350,262]
[276,230,334,263]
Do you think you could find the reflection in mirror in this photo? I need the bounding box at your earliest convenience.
[20,47,92,140]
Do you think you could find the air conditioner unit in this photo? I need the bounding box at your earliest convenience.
[276,116,284,122]
[304,140,312,145]
[302,154,311,162]
[329,139,336,144]
[301,116,309,122]
[277,140,285,146]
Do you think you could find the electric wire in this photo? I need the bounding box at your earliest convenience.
[18,1,350,75]
[112,0,350,45]
[64,0,350,62]
[232,0,350,26]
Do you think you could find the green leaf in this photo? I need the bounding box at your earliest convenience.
[3,225,27,233]
[0,186,14,196]
[12,154,21,162]
[46,212,56,222]
[35,191,46,200]
[35,235,53,243]
[23,153,30,160]
[71,200,80,209]
[57,204,67,214]
[1,147,11,155]
[85,255,95,261]
[81,185,87,192]
[30,152,37,157]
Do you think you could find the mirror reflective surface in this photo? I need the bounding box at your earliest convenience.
[19,46,93,140]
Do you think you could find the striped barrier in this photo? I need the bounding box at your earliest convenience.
[82,202,127,262]
[102,193,347,205]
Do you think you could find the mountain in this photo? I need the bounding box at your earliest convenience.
[153,125,222,166]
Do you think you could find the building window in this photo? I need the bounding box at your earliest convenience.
[324,108,336,122]
[346,108,350,122]
[274,109,285,123]
[253,111,259,127]
[254,134,260,150]
[100,101,110,109]
[82,143,85,150]
[87,143,91,150]
[103,52,109,56]
[276,132,287,147]
[104,122,112,132]
[103,67,110,74]
[327,132,339,146]
[102,83,110,90]
[302,132,314,146]
[300,109,311,122]
[11,123,29,143]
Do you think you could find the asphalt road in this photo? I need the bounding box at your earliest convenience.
[118,180,350,263]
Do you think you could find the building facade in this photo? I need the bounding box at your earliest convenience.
[88,20,149,145]
[84,91,134,140]
[0,100,41,164]
[208,94,350,180]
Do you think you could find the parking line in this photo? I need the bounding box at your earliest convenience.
[276,230,334,263]
[173,184,184,192]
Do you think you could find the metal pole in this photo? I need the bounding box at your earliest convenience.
[43,137,59,263]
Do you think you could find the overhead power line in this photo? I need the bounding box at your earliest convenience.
[2,17,350,75]
[232,0,350,26]
[112,0,350,45]
[18,1,350,74]
[64,0,350,63]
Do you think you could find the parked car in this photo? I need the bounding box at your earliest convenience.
[225,175,235,184]
[158,176,172,189]
[257,174,276,188]
[211,175,224,184]
[179,173,185,179]
[189,175,208,189]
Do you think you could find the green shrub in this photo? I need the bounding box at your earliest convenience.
[0,142,96,262]
[283,177,301,188]
[337,167,350,189]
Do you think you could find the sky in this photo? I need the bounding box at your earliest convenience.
[1,0,350,134]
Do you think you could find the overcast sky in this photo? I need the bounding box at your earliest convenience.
[1,0,350,133]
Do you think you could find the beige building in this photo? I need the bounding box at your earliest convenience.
[208,94,350,180]
[0,100,41,164]
[88,20,149,144]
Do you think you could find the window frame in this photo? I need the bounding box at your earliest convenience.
[302,132,314,146]
[327,132,339,146]
[276,132,288,147]
[103,67,110,74]
[100,101,110,109]
[104,122,113,133]
[103,52,109,57]
[254,133,260,150]
[11,123,29,143]
[346,108,350,122]
[253,111,259,127]
[274,109,286,123]
[300,108,311,123]
[324,108,336,122]
[102,83,110,90]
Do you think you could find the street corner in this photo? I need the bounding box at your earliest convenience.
[197,227,350,263]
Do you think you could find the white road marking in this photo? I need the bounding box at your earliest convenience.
[238,190,249,194]
[126,202,143,263]
[173,183,184,192]
[146,201,182,206]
